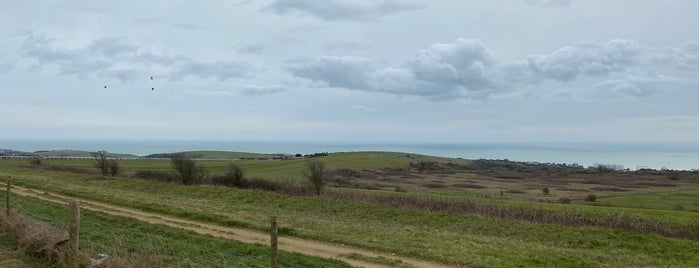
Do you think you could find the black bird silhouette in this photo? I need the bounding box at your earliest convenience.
[150,76,153,80]
[151,87,155,91]
[104,85,107,89]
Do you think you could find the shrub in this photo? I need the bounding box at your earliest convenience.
[585,194,597,202]
[213,165,244,187]
[543,187,550,195]
[28,155,43,165]
[558,197,571,204]
[667,172,681,180]
[133,170,176,182]
[170,153,206,185]
[304,160,325,195]
[93,151,110,175]
[107,159,121,176]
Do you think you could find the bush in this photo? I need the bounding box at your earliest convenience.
[170,153,206,185]
[543,187,550,195]
[133,170,176,182]
[93,151,110,175]
[558,197,571,204]
[212,165,244,187]
[107,159,121,176]
[304,160,325,195]
[667,172,681,180]
[585,194,597,202]
[28,155,43,165]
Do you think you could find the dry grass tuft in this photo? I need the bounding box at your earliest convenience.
[0,209,68,263]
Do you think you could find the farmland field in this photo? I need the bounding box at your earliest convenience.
[1,152,698,267]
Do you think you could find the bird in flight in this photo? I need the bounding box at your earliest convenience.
[151,87,155,91]
[150,76,153,80]
[104,85,107,89]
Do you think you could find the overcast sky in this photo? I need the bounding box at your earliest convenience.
[1,0,698,143]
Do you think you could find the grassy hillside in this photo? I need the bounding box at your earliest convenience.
[34,150,139,158]
[28,151,470,181]
[1,166,697,267]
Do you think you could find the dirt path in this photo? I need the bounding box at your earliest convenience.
[10,185,452,268]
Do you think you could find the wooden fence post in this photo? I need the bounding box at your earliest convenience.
[5,176,10,216]
[271,216,279,268]
[68,201,80,268]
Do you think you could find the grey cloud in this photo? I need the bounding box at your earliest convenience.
[593,80,644,97]
[526,0,574,8]
[325,42,373,52]
[172,61,254,81]
[133,17,201,31]
[88,37,138,57]
[526,39,641,81]
[21,34,253,82]
[238,43,266,54]
[289,56,374,89]
[675,41,699,69]
[238,85,286,96]
[0,61,15,73]
[266,0,422,21]
[289,39,502,99]
[288,38,669,100]
[22,35,114,76]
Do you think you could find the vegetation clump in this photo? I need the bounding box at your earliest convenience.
[585,194,597,202]
[170,153,206,185]
[304,160,325,195]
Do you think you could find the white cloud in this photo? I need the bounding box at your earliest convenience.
[265,0,422,21]
[411,38,495,88]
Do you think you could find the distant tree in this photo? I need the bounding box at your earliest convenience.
[304,160,325,195]
[542,187,550,195]
[93,151,110,175]
[28,155,43,165]
[585,194,597,202]
[170,153,206,185]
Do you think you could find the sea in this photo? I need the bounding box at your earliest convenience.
[1,139,698,171]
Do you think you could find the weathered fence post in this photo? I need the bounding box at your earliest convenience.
[5,176,10,216]
[271,216,279,268]
[68,201,80,268]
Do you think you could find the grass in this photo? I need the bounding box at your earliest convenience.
[590,184,699,211]
[0,193,350,268]
[1,166,698,267]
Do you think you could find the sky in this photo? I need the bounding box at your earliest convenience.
[1,0,698,144]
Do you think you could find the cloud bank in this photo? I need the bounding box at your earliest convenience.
[289,38,694,100]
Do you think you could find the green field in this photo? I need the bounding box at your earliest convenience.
[591,184,699,211]
[1,152,698,267]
